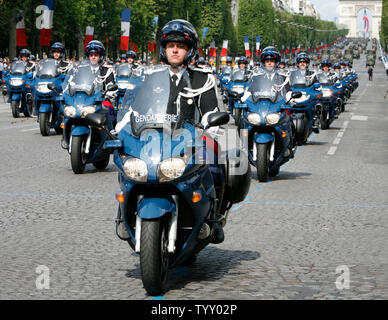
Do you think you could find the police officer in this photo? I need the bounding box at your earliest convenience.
[116,19,226,244]
[50,42,72,74]
[19,49,36,73]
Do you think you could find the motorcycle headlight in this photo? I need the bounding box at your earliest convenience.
[10,79,24,86]
[231,86,245,94]
[80,106,96,118]
[158,157,186,182]
[266,113,281,125]
[123,158,148,182]
[36,83,52,93]
[322,89,333,98]
[117,82,136,90]
[64,106,76,118]
[247,113,261,125]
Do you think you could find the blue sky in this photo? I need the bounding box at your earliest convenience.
[311,0,340,22]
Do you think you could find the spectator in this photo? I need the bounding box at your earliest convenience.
[368,66,374,81]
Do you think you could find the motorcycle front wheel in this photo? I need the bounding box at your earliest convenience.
[92,153,110,170]
[140,217,170,296]
[320,109,329,130]
[24,101,33,118]
[11,100,20,118]
[233,108,241,126]
[39,112,51,136]
[71,135,87,174]
[256,143,270,183]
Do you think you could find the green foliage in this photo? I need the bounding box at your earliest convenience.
[380,0,388,52]
[0,0,348,59]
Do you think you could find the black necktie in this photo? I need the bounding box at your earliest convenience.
[171,74,178,88]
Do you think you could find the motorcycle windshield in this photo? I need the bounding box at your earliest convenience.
[119,65,200,136]
[231,69,247,83]
[36,59,59,79]
[221,66,233,75]
[248,74,280,103]
[65,61,101,96]
[10,61,26,75]
[289,69,313,88]
[117,63,132,78]
[317,72,331,86]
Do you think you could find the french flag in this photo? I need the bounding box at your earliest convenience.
[255,36,261,56]
[244,36,251,57]
[220,40,228,57]
[209,40,216,57]
[120,9,131,51]
[363,10,369,33]
[39,0,54,47]
[84,26,94,49]
[16,16,28,47]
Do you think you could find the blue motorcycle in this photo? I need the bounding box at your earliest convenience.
[58,61,118,174]
[238,71,299,182]
[4,61,34,118]
[115,63,133,110]
[32,59,65,136]
[85,66,251,295]
[226,69,249,125]
[287,69,322,146]
[218,65,233,103]
[316,72,341,130]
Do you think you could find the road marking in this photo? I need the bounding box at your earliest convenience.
[21,127,39,132]
[327,146,338,155]
[333,138,341,145]
[351,115,368,121]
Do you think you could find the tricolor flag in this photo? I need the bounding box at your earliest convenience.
[84,26,94,49]
[39,0,54,47]
[363,9,370,33]
[255,36,261,56]
[120,9,131,51]
[221,40,228,57]
[244,36,251,57]
[16,16,28,47]
[209,40,216,57]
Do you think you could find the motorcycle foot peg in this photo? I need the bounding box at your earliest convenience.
[61,139,69,150]
[116,220,131,241]
[312,127,320,134]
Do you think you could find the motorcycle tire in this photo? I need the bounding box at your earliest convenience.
[233,108,241,126]
[256,143,270,183]
[269,166,280,177]
[39,112,51,136]
[71,135,87,174]
[295,117,307,146]
[11,100,20,118]
[92,153,110,170]
[320,110,329,130]
[24,102,33,118]
[140,217,169,296]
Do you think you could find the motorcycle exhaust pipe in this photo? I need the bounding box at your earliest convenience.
[168,195,178,253]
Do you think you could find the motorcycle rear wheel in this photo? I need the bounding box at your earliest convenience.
[140,218,170,296]
[71,135,87,174]
[256,143,270,183]
[11,100,20,118]
[39,112,51,136]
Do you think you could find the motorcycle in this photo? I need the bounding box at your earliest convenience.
[4,61,34,118]
[85,65,251,295]
[316,72,341,129]
[32,58,65,136]
[218,65,233,103]
[238,70,300,182]
[115,63,133,110]
[286,69,322,146]
[225,69,249,126]
[57,60,118,174]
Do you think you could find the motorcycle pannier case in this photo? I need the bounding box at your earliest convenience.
[225,148,251,204]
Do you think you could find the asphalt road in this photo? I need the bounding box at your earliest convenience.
[0,52,387,300]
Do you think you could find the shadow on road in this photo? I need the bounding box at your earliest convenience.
[124,247,260,295]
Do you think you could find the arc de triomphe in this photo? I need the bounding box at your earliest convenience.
[339,0,382,39]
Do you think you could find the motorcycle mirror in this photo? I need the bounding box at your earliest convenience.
[228,91,239,99]
[291,92,303,99]
[107,84,118,92]
[207,112,230,128]
[47,83,58,92]
[85,113,106,128]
